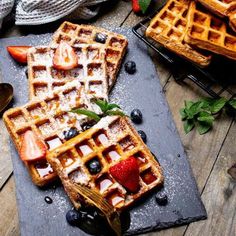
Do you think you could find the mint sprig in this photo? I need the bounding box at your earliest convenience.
[180,97,236,135]
[139,0,152,13]
[71,99,126,122]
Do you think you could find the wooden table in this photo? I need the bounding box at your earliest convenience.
[0,1,235,235]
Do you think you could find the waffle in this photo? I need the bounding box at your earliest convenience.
[145,0,211,67]
[46,116,163,210]
[51,22,128,89]
[28,44,108,111]
[197,0,236,32]
[185,1,236,60]
[3,81,96,186]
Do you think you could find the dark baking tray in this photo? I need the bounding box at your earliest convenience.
[0,28,206,235]
[132,13,236,99]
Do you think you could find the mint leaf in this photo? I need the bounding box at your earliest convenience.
[107,103,121,110]
[71,109,101,122]
[94,99,108,113]
[139,0,152,13]
[180,108,187,120]
[106,110,127,117]
[210,98,227,113]
[197,121,212,135]
[228,99,236,109]
[197,111,214,124]
[185,100,194,110]
[189,101,204,116]
[184,119,194,134]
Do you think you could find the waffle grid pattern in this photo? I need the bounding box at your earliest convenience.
[3,81,95,186]
[145,0,211,67]
[47,116,163,210]
[28,44,108,107]
[197,0,236,32]
[185,1,236,60]
[51,22,128,88]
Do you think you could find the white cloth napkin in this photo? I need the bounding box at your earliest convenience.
[0,0,14,27]
[0,0,108,27]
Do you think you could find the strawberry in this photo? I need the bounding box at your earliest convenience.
[109,156,140,193]
[132,0,141,13]
[7,46,31,64]
[53,42,78,70]
[20,130,47,162]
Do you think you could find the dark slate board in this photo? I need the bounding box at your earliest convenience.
[0,28,207,236]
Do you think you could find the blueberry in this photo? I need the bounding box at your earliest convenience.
[87,159,101,174]
[66,209,81,226]
[155,192,168,205]
[44,196,53,204]
[63,127,79,140]
[125,61,136,74]
[94,33,107,44]
[130,109,143,124]
[82,121,96,131]
[138,130,147,143]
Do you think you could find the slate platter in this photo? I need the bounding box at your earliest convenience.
[0,28,207,235]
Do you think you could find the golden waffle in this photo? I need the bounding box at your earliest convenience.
[197,0,236,32]
[47,116,163,210]
[51,22,128,89]
[3,81,96,186]
[185,1,236,60]
[28,44,108,109]
[145,0,211,67]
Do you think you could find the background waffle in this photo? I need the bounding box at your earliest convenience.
[3,81,96,186]
[185,1,236,60]
[197,0,236,32]
[47,116,163,210]
[28,44,108,112]
[145,0,211,67]
[51,22,128,89]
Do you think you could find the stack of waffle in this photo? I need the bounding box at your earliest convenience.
[146,0,236,66]
[3,22,164,215]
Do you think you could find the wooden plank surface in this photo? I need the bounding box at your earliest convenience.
[0,0,235,235]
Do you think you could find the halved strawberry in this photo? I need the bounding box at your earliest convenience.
[132,0,141,13]
[20,130,47,162]
[53,42,78,70]
[7,46,31,64]
[109,156,140,193]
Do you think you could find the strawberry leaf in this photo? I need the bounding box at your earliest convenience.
[106,110,127,117]
[139,0,152,13]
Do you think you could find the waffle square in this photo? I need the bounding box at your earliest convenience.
[51,22,128,89]
[185,1,236,60]
[197,0,236,32]
[3,81,96,186]
[46,116,163,210]
[145,0,211,67]
[28,44,108,107]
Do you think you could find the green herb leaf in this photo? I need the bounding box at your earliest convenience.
[185,100,194,110]
[197,121,212,135]
[106,110,127,117]
[179,108,187,120]
[188,101,204,116]
[139,0,152,13]
[210,98,227,114]
[197,111,214,124]
[228,99,236,109]
[107,103,121,110]
[71,109,101,122]
[184,119,195,134]
[94,99,108,113]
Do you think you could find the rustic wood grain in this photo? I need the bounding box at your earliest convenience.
[0,0,235,235]
[0,176,19,236]
[184,120,236,236]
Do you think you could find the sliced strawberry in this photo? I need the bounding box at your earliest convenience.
[7,46,31,64]
[109,156,140,193]
[20,130,47,162]
[132,0,141,13]
[53,42,78,70]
